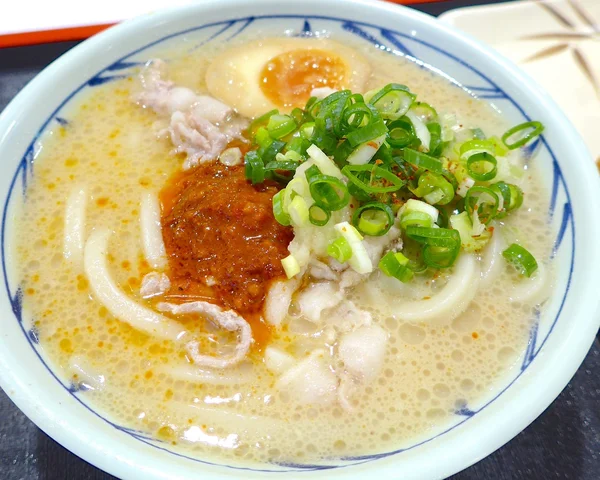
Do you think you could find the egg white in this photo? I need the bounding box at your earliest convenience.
[205,37,372,119]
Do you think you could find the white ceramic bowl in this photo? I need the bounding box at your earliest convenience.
[0,0,599,478]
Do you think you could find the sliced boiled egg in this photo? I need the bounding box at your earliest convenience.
[205,37,371,118]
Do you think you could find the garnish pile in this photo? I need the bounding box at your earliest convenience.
[244,84,544,282]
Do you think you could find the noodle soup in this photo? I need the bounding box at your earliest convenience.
[11,33,553,466]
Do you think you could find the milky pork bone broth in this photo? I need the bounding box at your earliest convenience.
[11,33,554,466]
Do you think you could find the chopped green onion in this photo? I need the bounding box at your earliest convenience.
[244,150,264,184]
[501,121,544,150]
[281,254,300,278]
[265,160,300,174]
[508,183,524,210]
[309,204,331,226]
[502,243,538,277]
[436,206,450,228]
[465,186,499,225]
[249,109,278,136]
[427,122,443,157]
[306,144,344,179]
[405,110,429,150]
[342,101,372,131]
[334,222,373,274]
[490,181,523,215]
[310,124,338,155]
[352,202,394,236]
[333,139,354,167]
[400,211,433,229]
[346,114,388,148]
[403,148,443,174]
[267,114,297,139]
[300,122,315,139]
[342,164,404,194]
[290,107,306,125]
[285,136,310,157]
[255,126,272,148]
[346,135,386,165]
[327,237,352,263]
[365,83,416,120]
[412,172,455,205]
[405,226,461,268]
[466,152,497,181]
[449,211,491,252]
[275,150,303,163]
[288,195,309,227]
[272,190,290,226]
[399,198,439,224]
[305,165,350,211]
[410,102,438,124]
[387,117,416,148]
[257,135,286,164]
[379,251,414,283]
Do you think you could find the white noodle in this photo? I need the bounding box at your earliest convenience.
[84,228,186,341]
[390,254,480,324]
[63,186,87,264]
[480,229,505,287]
[509,261,549,304]
[68,355,106,391]
[140,192,167,270]
[155,364,253,385]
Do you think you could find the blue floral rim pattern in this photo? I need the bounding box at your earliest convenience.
[0,14,574,473]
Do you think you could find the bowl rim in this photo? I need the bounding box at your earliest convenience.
[0,0,599,479]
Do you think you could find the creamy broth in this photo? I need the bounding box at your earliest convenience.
[12,34,553,465]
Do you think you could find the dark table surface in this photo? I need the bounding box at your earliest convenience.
[1,1,599,479]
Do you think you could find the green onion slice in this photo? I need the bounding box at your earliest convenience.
[387,117,416,148]
[379,251,414,283]
[412,172,455,206]
[258,138,286,164]
[272,190,290,226]
[352,202,394,236]
[244,150,264,184]
[267,114,297,139]
[465,186,499,225]
[309,204,331,226]
[405,226,461,268]
[399,211,433,229]
[249,109,278,136]
[459,138,494,156]
[491,181,523,215]
[403,148,443,174]
[427,122,443,157]
[466,152,497,181]
[366,83,416,120]
[342,164,404,194]
[305,165,350,211]
[342,101,372,131]
[502,243,538,277]
[410,102,438,124]
[327,237,352,263]
[345,104,387,147]
[501,121,544,150]
[346,119,388,148]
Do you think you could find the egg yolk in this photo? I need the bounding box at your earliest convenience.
[260,49,347,109]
